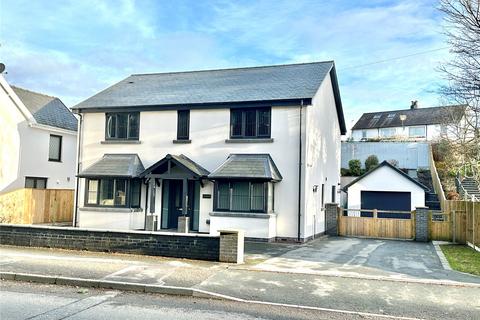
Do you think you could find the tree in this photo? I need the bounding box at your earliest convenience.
[365,155,379,172]
[348,159,362,176]
[438,0,480,181]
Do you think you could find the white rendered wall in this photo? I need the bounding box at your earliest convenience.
[78,209,145,230]
[346,165,425,211]
[303,74,342,239]
[78,106,302,238]
[209,214,277,239]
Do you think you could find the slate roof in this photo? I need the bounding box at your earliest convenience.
[78,154,145,178]
[140,154,210,178]
[209,154,283,181]
[12,86,78,131]
[72,62,347,134]
[351,105,466,130]
[342,161,429,191]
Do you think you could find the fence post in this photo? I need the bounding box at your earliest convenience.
[415,207,429,242]
[452,210,456,243]
[325,203,339,236]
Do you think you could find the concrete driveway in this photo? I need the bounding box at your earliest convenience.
[246,237,480,283]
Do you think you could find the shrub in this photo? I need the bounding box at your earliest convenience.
[348,159,362,176]
[446,191,460,200]
[340,168,350,176]
[365,155,379,172]
[387,159,399,167]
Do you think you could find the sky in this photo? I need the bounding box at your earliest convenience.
[0,0,450,130]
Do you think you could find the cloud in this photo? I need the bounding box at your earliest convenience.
[0,0,450,128]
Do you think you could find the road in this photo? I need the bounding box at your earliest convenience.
[1,281,406,320]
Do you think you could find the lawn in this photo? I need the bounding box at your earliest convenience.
[440,244,480,276]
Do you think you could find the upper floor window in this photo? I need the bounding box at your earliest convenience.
[409,126,426,138]
[230,107,271,139]
[48,135,62,161]
[177,110,190,140]
[106,112,139,140]
[25,177,47,189]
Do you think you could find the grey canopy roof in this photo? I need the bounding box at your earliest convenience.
[72,62,347,134]
[12,86,78,131]
[352,105,465,130]
[78,154,145,178]
[208,154,283,181]
[140,154,210,178]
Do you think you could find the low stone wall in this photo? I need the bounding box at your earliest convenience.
[0,224,220,261]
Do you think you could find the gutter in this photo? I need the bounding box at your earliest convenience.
[297,100,304,242]
[73,113,83,227]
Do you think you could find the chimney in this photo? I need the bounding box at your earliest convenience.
[410,100,418,109]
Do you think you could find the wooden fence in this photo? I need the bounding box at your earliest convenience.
[0,188,74,224]
[430,200,479,248]
[338,209,415,240]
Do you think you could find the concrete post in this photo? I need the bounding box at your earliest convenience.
[218,229,244,264]
[178,216,189,233]
[415,207,429,242]
[325,203,339,236]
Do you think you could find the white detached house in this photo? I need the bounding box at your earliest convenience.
[72,62,347,242]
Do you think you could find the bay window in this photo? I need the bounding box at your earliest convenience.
[85,178,141,208]
[215,181,268,213]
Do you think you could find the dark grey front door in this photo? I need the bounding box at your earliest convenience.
[161,179,200,231]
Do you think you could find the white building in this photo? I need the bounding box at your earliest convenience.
[350,102,465,142]
[72,62,347,242]
[343,161,428,217]
[0,76,78,194]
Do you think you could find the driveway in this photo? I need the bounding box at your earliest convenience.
[245,237,480,283]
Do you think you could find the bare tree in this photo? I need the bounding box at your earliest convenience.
[438,0,480,181]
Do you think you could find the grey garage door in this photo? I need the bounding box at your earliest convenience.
[361,191,411,218]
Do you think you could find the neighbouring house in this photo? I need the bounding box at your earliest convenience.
[350,101,465,141]
[72,61,347,241]
[0,75,78,194]
[342,161,429,217]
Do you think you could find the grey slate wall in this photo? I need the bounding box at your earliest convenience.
[0,224,220,261]
[325,203,339,236]
[415,207,429,242]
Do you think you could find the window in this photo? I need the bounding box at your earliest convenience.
[106,112,140,140]
[230,107,271,139]
[408,126,426,138]
[380,128,396,138]
[331,185,336,203]
[48,135,62,161]
[85,178,141,207]
[25,177,47,189]
[177,110,190,140]
[215,181,266,213]
[362,130,367,139]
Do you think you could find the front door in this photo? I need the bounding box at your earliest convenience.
[161,179,200,231]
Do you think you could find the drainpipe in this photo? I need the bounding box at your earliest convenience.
[73,113,83,227]
[297,100,304,242]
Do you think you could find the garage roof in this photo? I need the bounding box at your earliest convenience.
[342,161,429,191]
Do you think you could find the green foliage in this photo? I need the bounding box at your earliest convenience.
[348,159,362,176]
[340,168,350,176]
[365,155,379,171]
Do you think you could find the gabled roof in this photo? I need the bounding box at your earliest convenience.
[208,154,283,181]
[78,154,145,178]
[342,161,429,191]
[11,86,78,131]
[72,62,347,134]
[351,105,466,130]
[140,154,210,178]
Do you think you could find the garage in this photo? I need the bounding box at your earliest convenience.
[360,190,411,218]
[343,161,429,217]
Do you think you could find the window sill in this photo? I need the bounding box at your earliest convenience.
[173,139,191,144]
[225,138,274,143]
[209,211,276,219]
[79,207,143,213]
[101,140,141,144]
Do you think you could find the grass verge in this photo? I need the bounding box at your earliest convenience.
[440,244,480,276]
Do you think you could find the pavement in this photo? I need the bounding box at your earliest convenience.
[1,237,480,319]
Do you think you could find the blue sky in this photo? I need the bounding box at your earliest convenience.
[0,0,449,129]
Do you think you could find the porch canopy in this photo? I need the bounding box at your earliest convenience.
[139,154,210,215]
[208,154,283,181]
[77,154,145,178]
